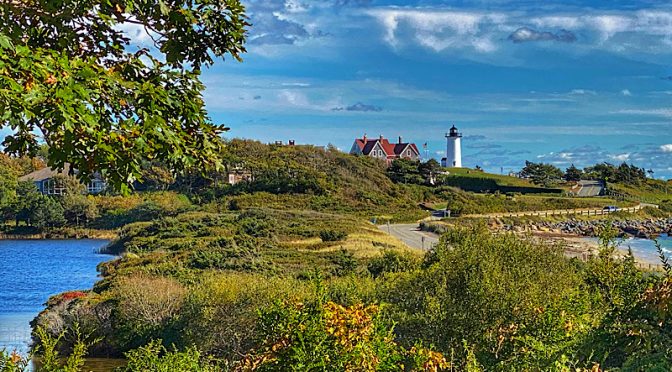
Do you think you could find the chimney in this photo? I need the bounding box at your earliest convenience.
[398,136,402,144]
[379,134,384,141]
[363,133,367,142]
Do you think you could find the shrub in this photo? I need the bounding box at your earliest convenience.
[331,249,357,276]
[113,275,187,350]
[319,229,347,242]
[0,350,29,372]
[120,340,219,372]
[179,273,313,360]
[367,250,420,278]
[239,300,449,371]
[377,227,587,369]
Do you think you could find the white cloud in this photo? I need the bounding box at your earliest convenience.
[367,9,505,53]
[569,89,597,95]
[610,153,631,161]
[617,108,672,118]
[661,144,672,153]
[281,82,312,87]
[531,16,581,30]
[621,89,632,96]
[589,15,633,41]
[278,89,311,107]
[362,7,672,58]
[116,22,156,47]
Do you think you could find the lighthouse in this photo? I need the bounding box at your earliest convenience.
[442,125,462,168]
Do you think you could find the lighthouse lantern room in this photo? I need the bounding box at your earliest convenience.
[442,125,462,168]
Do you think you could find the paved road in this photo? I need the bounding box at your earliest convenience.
[378,223,439,250]
[576,180,604,197]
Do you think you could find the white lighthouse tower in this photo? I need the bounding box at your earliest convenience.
[442,125,462,168]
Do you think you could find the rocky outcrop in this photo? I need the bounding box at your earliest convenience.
[502,218,672,239]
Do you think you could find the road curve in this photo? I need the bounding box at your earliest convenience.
[576,180,604,197]
[378,223,439,250]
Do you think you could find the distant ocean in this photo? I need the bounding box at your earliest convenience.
[587,234,672,265]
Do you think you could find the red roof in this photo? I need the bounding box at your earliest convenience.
[353,136,419,158]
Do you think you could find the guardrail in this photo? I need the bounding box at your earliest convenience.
[463,204,654,219]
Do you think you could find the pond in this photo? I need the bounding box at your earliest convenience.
[0,239,113,367]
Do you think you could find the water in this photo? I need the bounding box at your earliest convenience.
[0,239,111,354]
[588,234,672,265]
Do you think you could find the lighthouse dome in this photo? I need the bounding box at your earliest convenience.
[448,125,462,138]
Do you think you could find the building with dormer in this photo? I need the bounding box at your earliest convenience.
[349,134,420,165]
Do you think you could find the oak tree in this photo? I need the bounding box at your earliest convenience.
[0,0,249,192]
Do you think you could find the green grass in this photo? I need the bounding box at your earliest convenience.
[441,167,565,194]
[429,192,632,215]
[444,167,536,187]
[608,179,672,204]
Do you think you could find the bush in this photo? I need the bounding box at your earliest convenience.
[377,227,587,369]
[120,340,219,372]
[239,300,449,371]
[319,229,347,242]
[331,249,357,276]
[113,275,187,350]
[179,273,313,360]
[367,250,420,278]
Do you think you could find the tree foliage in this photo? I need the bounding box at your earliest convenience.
[0,0,249,192]
[387,158,441,185]
[584,162,647,184]
[520,161,563,186]
[564,164,583,182]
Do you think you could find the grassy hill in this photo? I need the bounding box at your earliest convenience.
[608,179,672,206]
[441,167,564,194]
[430,193,633,216]
[211,140,431,222]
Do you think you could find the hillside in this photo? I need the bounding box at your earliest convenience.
[608,178,672,206]
[212,140,431,222]
[441,167,564,194]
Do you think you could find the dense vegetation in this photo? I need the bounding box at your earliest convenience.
[2,140,672,371]
[14,223,672,371]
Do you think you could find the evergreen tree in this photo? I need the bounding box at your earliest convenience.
[32,196,66,228]
[564,164,583,182]
[520,161,564,187]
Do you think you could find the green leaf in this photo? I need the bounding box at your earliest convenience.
[158,0,170,16]
[0,34,13,50]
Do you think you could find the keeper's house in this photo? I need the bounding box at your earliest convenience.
[349,134,420,165]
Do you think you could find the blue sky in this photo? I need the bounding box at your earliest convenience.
[143,1,672,177]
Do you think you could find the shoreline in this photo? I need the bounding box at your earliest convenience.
[533,231,667,268]
[0,229,118,241]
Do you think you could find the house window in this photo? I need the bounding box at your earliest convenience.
[43,178,65,195]
[407,150,411,156]
[87,180,105,194]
